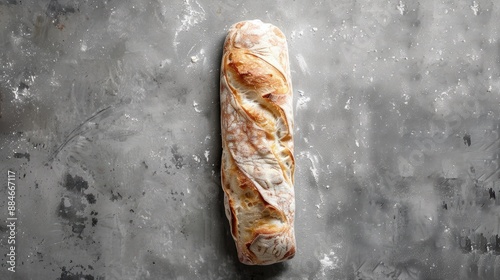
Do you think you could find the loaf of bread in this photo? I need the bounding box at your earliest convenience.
[220,19,295,265]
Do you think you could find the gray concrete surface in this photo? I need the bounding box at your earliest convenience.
[1,0,500,279]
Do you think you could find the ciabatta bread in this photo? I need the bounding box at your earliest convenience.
[220,19,295,265]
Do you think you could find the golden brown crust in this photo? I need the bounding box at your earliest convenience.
[220,19,295,265]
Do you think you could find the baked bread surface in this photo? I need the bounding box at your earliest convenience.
[220,19,295,265]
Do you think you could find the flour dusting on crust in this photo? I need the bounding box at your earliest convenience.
[220,20,296,265]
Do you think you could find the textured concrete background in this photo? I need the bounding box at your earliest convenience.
[1,0,500,279]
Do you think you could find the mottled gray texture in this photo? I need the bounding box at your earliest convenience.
[1,0,500,279]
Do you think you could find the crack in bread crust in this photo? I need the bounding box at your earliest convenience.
[220,20,295,265]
